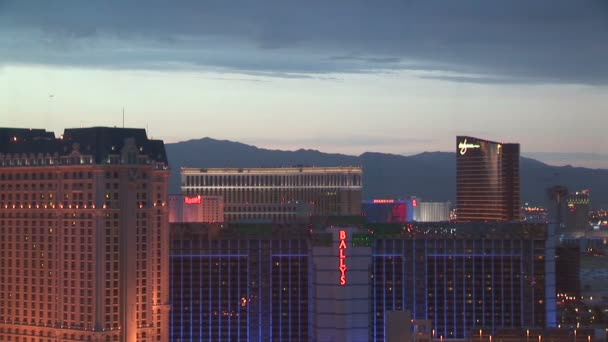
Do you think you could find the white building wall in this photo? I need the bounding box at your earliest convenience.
[414,202,451,222]
[312,227,371,342]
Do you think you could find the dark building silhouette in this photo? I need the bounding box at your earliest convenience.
[565,190,590,236]
[456,136,520,222]
[555,245,581,297]
[0,127,170,342]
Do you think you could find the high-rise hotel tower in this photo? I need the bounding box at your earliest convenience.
[0,127,170,342]
[456,136,520,222]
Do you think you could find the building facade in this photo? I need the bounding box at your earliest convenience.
[168,195,224,223]
[361,198,415,223]
[170,223,311,342]
[368,222,553,341]
[169,220,554,341]
[565,190,590,237]
[181,167,362,222]
[413,201,451,222]
[456,136,520,222]
[0,127,170,342]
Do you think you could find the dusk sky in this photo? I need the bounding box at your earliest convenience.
[1,1,607,167]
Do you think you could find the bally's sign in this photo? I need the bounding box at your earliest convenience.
[339,230,347,286]
[458,139,480,155]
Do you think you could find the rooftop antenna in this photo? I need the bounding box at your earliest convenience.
[45,94,54,132]
[122,107,125,128]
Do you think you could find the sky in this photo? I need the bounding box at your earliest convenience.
[1,1,607,168]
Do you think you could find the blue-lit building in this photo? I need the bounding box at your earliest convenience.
[170,220,555,341]
[361,198,416,223]
[368,223,554,341]
[170,223,310,341]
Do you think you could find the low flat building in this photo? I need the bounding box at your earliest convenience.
[181,166,362,222]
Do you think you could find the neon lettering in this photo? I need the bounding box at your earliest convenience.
[339,230,347,286]
[373,199,394,204]
[458,139,481,155]
[184,195,202,204]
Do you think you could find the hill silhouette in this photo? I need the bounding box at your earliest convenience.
[165,138,608,209]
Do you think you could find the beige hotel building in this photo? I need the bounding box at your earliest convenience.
[0,127,170,342]
[181,166,363,222]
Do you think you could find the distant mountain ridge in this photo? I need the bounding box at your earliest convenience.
[165,137,608,209]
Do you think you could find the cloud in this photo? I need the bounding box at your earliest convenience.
[1,0,607,83]
[419,75,541,85]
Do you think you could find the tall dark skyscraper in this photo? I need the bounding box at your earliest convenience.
[456,136,520,222]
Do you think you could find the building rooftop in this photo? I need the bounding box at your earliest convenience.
[170,220,547,242]
[0,126,167,165]
[457,135,519,146]
[181,166,362,174]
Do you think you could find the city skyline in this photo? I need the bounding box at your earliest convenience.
[0,126,605,340]
[1,1,607,169]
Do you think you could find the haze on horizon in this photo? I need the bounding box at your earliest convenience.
[1,1,607,168]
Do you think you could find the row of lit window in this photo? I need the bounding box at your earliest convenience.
[185,173,361,188]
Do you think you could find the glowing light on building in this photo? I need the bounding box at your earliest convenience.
[184,195,202,204]
[339,230,347,285]
[458,138,481,155]
[372,199,394,204]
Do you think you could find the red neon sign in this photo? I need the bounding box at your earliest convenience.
[184,195,201,204]
[373,199,394,204]
[339,230,347,286]
[412,199,417,207]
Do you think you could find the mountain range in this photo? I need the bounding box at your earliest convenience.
[165,138,608,209]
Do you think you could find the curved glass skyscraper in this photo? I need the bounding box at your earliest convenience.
[456,136,520,222]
